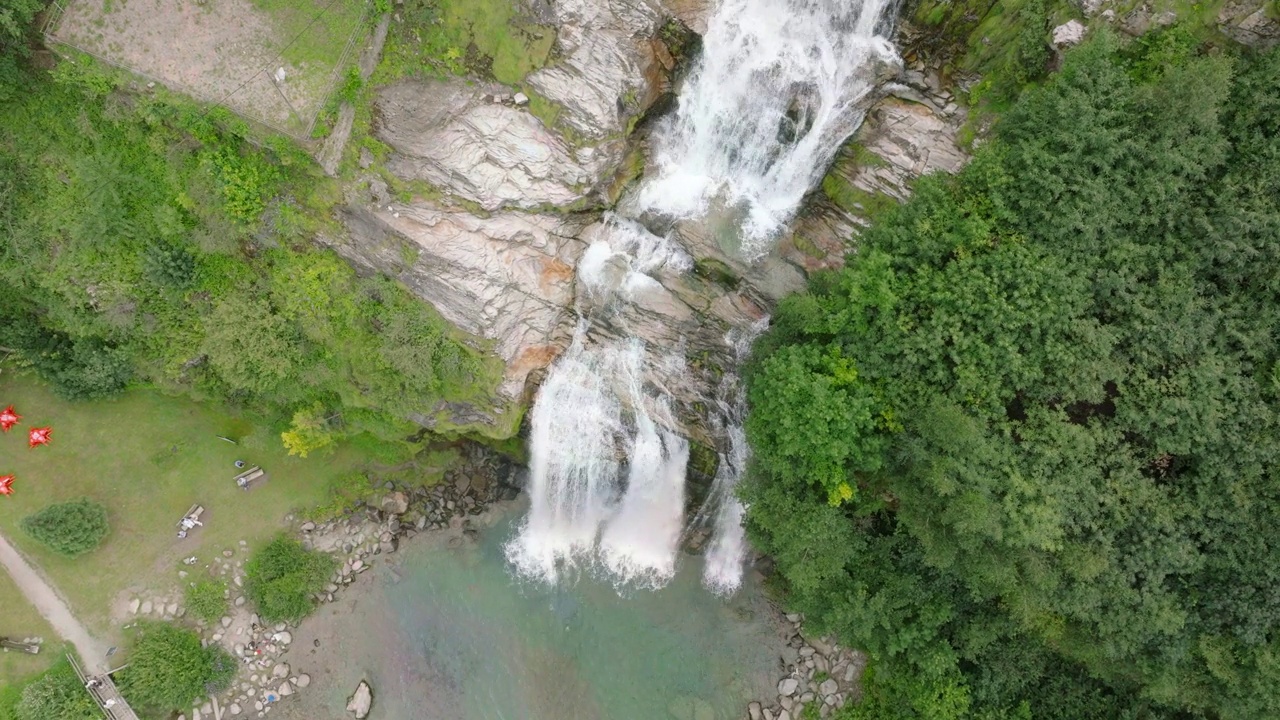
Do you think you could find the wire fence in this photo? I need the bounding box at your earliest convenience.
[41,0,372,143]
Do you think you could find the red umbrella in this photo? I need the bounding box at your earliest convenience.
[28,426,52,448]
[0,406,19,432]
[0,475,13,495]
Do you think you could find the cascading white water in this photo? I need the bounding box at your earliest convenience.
[635,0,899,257]
[701,319,769,594]
[507,219,692,587]
[509,0,899,592]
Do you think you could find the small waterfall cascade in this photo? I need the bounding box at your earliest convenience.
[634,0,899,257]
[699,319,769,594]
[508,0,900,592]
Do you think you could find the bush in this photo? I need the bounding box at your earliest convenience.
[244,536,335,623]
[20,499,109,557]
[117,622,235,715]
[184,579,228,623]
[47,340,134,400]
[12,658,99,720]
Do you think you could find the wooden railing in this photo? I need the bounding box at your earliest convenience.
[68,653,141,720]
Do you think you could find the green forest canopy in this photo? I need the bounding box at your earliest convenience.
[745,32,1280,720]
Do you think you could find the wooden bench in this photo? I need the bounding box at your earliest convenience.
[234,466,265,490]
[176,504,205,537]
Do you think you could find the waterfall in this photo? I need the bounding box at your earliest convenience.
[508,0,899,591]
[506,219,692,588]
[635,0,898,257]
[700,319,769,594]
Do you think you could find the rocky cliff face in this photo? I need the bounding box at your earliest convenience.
[329,188,590,405]
[336,0,970,439]
[375,80,611,211]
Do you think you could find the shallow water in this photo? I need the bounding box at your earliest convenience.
[388,512,784,720]
[278,507,785,720]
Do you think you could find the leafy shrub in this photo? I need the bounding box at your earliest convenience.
[184,579,228,623]
[20,499,109,557]
[117,622,235,714]
[47,339,134,400]
[205,147,280,224]
[244,536,335,623]
[13,659,98,720]
[281,402,337,458]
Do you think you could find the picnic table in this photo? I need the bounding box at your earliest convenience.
[175,504,204,538]
[234,465,266,490]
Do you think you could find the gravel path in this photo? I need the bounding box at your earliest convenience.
[0,533,110,672]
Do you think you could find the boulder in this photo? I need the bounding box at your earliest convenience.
[346,681,373,719]
[296,673,311,688]
[1218,1,1280,49]
[819,678,838,696]
[380,492,409,515]
[1052,20,1087,47]
[778,678,799,696]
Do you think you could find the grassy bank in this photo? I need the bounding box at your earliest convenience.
[0,374,368,634]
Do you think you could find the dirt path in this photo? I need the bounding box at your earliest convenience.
[0,533,110,673]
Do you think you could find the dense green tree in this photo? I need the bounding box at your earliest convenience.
[746,35,1280,719]
[244,536,335,623]
[20,499,109,557]
[201,296,301,396]
[0,0,42,101]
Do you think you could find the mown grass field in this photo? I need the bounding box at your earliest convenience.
[0,371,368,637]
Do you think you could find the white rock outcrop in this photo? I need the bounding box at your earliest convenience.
[376,80,613,211]
[526,0,666,139]
[333,201,589,406]
[1052,19,1088,47]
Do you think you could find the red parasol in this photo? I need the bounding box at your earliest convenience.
[0,406,19,432]
[28,426,52,448]
[0,475,13,495]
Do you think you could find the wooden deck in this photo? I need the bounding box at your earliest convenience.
[68,653,141,720]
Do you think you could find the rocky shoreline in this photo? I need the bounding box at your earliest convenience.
[742,613,865,720]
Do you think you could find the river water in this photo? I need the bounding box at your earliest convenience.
[278,506,787,720]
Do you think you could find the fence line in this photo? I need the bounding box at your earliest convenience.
[305,2,373,138]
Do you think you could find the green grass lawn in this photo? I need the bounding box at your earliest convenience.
[0,572,56,688]
[250,0,369,72]
[0,373,369,638]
